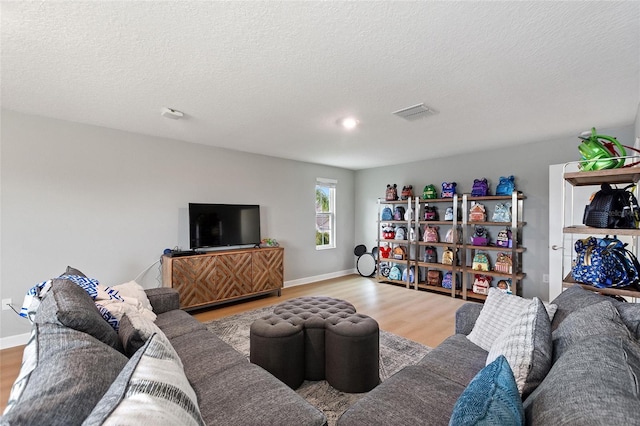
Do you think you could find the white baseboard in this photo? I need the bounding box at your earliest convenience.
[284,269,357,287]
[0,269,358,349]
[1,332,30,350]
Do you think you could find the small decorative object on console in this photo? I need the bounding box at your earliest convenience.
[260,238,279,247]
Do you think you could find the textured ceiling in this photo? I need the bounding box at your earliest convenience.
[2,1,639,170]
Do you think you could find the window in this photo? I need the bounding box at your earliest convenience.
[316,178,336,249]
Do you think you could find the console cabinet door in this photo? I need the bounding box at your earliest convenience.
[252,248,284,293]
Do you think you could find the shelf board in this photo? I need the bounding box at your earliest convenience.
[465,194,526,201]
[467,221,526,227]
[416,283,459,296]
[465,268,526,280]
[415,261,455,270]
[564,167,640,186]
[562,276,640,298]
[464,291,488,301]
[467,245,526,253]
[563,226,640,236]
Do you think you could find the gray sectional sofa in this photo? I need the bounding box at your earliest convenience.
[1,277,326,425]
[338,285,640,425]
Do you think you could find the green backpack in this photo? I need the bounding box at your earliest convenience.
[423,184,438,199]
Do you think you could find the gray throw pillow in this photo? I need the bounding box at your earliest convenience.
[118,313,163,357]
[549,285,612,331]
[552,301,630,362]
[35,279,123,352]
[62,265,87,277]
[1,323,128,425]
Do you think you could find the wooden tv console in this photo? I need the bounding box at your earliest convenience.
[161,246,283,310]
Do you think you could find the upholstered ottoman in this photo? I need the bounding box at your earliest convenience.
[250,296,380,393]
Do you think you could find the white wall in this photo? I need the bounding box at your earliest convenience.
[0,110,355,341]
[354,124,636,301]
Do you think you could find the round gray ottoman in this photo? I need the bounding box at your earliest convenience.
[249,296,380,393]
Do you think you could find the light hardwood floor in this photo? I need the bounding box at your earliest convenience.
[0,274,469,411]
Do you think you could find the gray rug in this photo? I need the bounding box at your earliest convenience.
[204,306,431,426]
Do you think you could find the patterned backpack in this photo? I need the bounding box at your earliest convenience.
[424,246,437,263]
[423,184,438,199]
[386,184,398,201]
[472,251,490,271]
[471,178,490,197]
[496,228,512,248]
[395,226,407,240]
[401,185,414,200]
[381,205,393,220]
[494,253,513,274]
[423,225,439,243]
[445,227,458,244]
[392,246,407,260]
[442,248,454,265]
[442,272,460,289]
[424,206,438,221]
[492,202,511,222]
[471,226,489,246]
[472,274,491,295]
[402,266,417,283]
[496,175,515,196]
[389,265,403,280]
[441,182,457,198]
[394,206,406,220]
[469,202,487,222]
[444,207,455,221]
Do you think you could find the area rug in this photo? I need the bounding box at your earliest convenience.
[204,306,431,425]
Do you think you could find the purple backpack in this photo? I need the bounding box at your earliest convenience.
[471,178,489,197]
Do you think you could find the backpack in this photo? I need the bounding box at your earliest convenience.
[442,249,454,265]
[472,252,490,271]
[380,262,391,277]
[496,228,512,248]
[472,274,491,295]
[469,202,487,222]
[494,253,513,274]
[382,225,395,239]
[571,236,640,289]
[442,272,460,289]
[423,185,438,199]
[441,182,457,198]
[423,206,438,221]
[583,183,640,229]
[401,185,414,200]
[471,226,489,246]
[402,266,417,283]
[444,207,454,221]
[392,246,407,260]
[471,178,489,197]
[381,206,393,221]
[423,246,437,263]
[389,265,403,281]
[427,270,442,286]
[395,226,407,240]
[496,279,512,294]
[379,245,391,258]
[423,225,439,243]
[386,184,398,201]
[445,227,458,244]
[496,175,515,196]
[393,206,406,220]
[409,227,416,242]
[492,202,512,222]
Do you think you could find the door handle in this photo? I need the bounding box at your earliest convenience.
[551,245,563,250]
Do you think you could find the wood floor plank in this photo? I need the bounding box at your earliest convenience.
[0,274,470,412]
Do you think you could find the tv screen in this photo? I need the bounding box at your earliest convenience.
[189,203,261,250]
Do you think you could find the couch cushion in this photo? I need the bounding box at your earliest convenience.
[197,362,327,426]
[552,301,631,362]
[118,313,165,357]
[617,302,640,340]
[486,297,551,398]
[83,331,204,426]
[1,323,128,425]
[449,355,524,426]
[417,334,488,387]
[35,279,123,352]
[523,333,640,425]
[467,288,556,351]
[338,365,466,426]
[154,309,207,340]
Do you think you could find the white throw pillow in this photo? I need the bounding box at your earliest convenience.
[467,288,557,351]
[112,280,154,312]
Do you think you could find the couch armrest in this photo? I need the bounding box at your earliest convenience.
[145,288,180,314]
[455,303,484,335]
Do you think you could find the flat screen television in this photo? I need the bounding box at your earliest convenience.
[189,203,261,250]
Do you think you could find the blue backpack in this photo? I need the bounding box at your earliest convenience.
[381,206,393,221]
[389,265,403,281]
[496,175,515,196]
[471,178,489,197]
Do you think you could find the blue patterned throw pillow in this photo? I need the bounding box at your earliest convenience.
[449,355,524,426]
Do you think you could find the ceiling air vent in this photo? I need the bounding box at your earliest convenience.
[392,103,436,121]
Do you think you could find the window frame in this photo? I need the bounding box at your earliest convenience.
[315,178,337,250]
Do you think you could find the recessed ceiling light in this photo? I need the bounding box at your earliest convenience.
[338,117,359,130]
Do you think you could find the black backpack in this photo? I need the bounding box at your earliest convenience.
[583,183,640,229]
[423,246,437,263]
